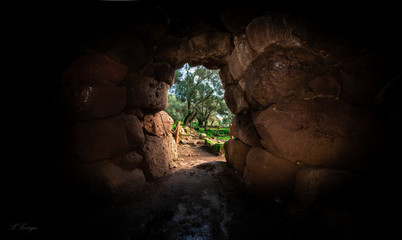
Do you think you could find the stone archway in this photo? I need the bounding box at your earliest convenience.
[59,5,388,205]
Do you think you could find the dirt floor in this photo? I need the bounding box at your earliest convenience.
[35,136,373,240]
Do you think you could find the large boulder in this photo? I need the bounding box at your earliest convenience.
[75,161,146,203]
[228,34,257,80]
[294,167,356,205]
[123,114,145,147]
[97,34,148,72]
[112,151,143,170]
[230,115,261,147]
[309,75,341,98]
[130,7,169,47]
[67,114,143,163]
[126,73,169,111]
[253,98,381,170]
[154,36,181,65]
[61,52,128,86]
[143,111,174,137]
[224,84,249,115]
[63,84,126,121]
[332,50,384,105]
[142,135,172,179]
[245,14,301,54]
[245,44,326,109]
[243,147,299,199]
[178,30,233,68]
[142,62,176,86]
[224,139,251,175]
[219,65,237,88]
[220,8,260,33]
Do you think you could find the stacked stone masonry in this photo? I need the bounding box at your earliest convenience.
[60,8,386,203]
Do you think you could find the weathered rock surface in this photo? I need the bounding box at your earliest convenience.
[220,8,260,33]
[126,73,169,111]
[67,114,144,163]
[68,116,130,163]
[245,14,300,54]
[228,34,257,80]
[253,98,381,170]
[178,30,233,68]
[64,84,126,120]
[224,139,251,175]
[130,7,169,47]
[294,168,356,205]
[332,51,384,105]
[154,36,181,65]
[77,161,146,202]
[243,147,299,199]
[142,135,172,179]
[224,84,249,114]
[219,65,237,88]
[99,34,148,72]
[123,114,145,148]
[112,151,143,170]
[167,134,178,162]
[309,75,341,98]
[143,111,174,137]
[230,115,260,147]
[142,62,176,86]
[245,44,325,108]
[61,52,128,86]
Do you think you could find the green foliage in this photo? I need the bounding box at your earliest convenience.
[165,94,187,123]
[212,143,224,153]
[168,63,233,127]
[194,126,230,140]
[204,139,214,146]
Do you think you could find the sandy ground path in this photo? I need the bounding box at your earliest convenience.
[72,140,271,240]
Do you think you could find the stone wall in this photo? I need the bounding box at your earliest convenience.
[221,12,385,203]
[59,6,392,203]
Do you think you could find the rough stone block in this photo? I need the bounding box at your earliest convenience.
[68,116,130,163]
[253,98,381,170]
[245,14,300,54]
[294,167,356,205]
[143,111,174,137]
[65,84,126,120]
[100,34,148,72]
[178,30,233,68]
[126,73,169,111]
[122,114,145,147]
[245,44,325,108]
[230,115,261,147]
[243,147,299,199]
[309,75,341,98]
[219,65,237,88]
[112,151,143,170]
[142,135,172,179]
[224,139,251,175]
[228,34,257,80]
[68,114,144,163]
[78,161,146,203]
[61,52,127,86]
[220,8,260,33]
[224,84,249,115]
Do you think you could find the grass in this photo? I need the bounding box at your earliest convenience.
[174,122,231,141]
[194,126,230,139]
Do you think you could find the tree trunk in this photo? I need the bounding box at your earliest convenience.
[187,100,191,113]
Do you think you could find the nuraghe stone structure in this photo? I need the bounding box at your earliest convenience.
[57,4,400,204]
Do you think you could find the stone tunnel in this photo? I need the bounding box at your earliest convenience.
[6,2,402,239]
